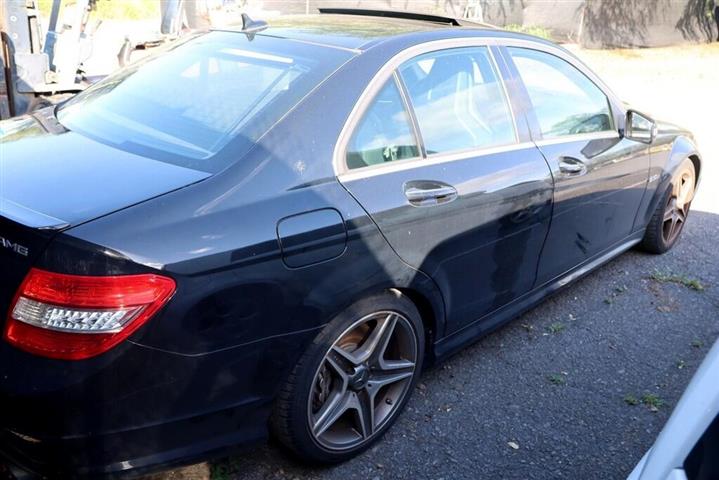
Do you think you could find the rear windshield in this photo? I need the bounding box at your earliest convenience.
[57,32,353,173]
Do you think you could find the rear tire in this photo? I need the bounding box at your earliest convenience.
[640,158,695,254]
[270,290,424,464]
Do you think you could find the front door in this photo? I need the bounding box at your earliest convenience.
[503,46,651,285]
[338,45,553,334]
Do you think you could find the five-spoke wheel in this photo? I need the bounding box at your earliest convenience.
[661,167,694,245]
[271,291,424,463]
[640,158,696,254]
[308,311,417,450]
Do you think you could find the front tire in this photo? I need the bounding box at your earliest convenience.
[640,158,696,254]
[270,290,424,464]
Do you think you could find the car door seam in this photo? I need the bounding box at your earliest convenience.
[335,177,449,338]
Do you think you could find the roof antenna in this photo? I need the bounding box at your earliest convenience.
[241,13,268,40]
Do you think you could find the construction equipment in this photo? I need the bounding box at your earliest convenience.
[0,0,98,119]
[0,0,208,120]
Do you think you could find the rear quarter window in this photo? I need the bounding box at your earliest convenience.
[57,32,353,173]
[346,78,420,170]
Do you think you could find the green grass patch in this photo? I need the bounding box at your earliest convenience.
[38,0,160,21]
[504,24,553,40]
[649,270,705,291]
[210,458,242,480]
[547,322,566,334]
[641,393,665,410]
[604,284,629,305]
[625,393,666,410]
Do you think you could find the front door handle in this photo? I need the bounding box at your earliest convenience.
[559,156,587,176]
[404,181,457,206]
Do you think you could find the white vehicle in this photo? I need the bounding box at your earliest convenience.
[628,339,719,480]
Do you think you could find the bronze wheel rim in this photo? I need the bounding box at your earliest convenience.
[662,168,694,245]
[307,311,418,451]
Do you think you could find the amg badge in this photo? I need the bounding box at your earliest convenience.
[0,236,29,256]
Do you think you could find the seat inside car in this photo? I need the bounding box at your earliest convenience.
[403,52,500,154]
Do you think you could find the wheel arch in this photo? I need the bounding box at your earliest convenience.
[666,136,701,187]
[643,135,702,224]
[392,286,442,367]
[688,153,702,187]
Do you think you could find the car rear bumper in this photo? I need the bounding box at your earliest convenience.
[0,399,268,479]
[0,327,318,478]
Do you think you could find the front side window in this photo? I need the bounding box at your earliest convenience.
[399,46,516,155]
[346,78,419,170]
[508,47,613,138]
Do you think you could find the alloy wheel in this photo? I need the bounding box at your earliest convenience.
[307,311,418,451]
[662,168,695,245]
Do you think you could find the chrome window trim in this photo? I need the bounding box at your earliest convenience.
[392,70,425,159]
[333,36,625,178]
[338,141,536,182]
[534,130,620,147]
[486,47,520,145]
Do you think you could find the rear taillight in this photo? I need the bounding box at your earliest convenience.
[4,268,176,360]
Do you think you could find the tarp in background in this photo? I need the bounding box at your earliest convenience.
[260,0,717,48]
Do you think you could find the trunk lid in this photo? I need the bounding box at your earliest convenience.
[0,115,210,229]
[0,115,209,325]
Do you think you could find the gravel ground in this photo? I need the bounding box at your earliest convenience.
[150,44,719,480]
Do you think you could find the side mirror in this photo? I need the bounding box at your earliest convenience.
[625,110,656,144]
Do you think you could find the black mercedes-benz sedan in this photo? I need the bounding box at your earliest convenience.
[0,9,703,478]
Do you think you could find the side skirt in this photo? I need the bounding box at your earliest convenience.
[433,229,645,359]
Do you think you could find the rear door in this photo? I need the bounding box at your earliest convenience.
[501,46,651,284]
[337,44,553,335]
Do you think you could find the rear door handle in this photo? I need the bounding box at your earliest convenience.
[404,182,457,206]
[559,156,587,176]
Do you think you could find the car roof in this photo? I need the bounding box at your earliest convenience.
[223,13,504,51]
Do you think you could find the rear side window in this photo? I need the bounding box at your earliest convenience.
[57,32,353,173]
[399,46,516,155]
[508,47,613,138]
[346,78,420,170]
